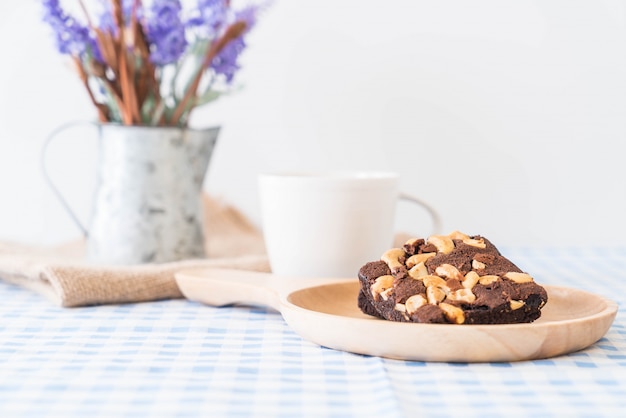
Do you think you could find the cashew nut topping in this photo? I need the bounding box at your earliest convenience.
[447,230,470,241]
[439,303,466,324]
[510,300,525,310]
[394,303,406,313]
[404,237,421,247]
[435,264,463,281]
[447,288,476,304]
[371,275,394,300]
[405,294,427,314]
[426,285,447,305]
[406,252,436,268]
[408,262,429,280]
[422,275,447,288]
[462,238,486,249]
[472,259,487,270]
[381,248,406,272]
[478,275,499,285]
[427,235,455,254]
[380,287,394,301]
[462,271,480,289]
[504,272,534,283]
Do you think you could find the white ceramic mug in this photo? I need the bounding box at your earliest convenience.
[258,171,442,278]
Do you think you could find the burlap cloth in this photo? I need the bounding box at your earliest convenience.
[0,195,270,307]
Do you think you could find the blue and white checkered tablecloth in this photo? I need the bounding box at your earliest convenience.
[1,247,625,418]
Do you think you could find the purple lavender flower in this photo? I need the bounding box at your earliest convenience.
[186,0,228,38]
[209,5,260,83]
[145,0,187,65]
[234,4,260,34]
[41,0,266,126]
[148,26,187,66]
[210,36,244,83]
[42,0,95,57]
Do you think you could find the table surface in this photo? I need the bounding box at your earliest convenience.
[1,247,625,418]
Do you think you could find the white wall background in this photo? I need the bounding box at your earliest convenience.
[1,0,625,248]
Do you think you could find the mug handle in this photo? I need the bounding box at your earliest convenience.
[398,192,443,237]
[40,120,99,238]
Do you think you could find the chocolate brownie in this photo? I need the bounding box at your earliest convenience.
[357,231,548,324]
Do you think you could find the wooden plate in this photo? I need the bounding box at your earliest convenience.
[175,268,618,362]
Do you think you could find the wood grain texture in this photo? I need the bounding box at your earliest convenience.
[175,268,618,362]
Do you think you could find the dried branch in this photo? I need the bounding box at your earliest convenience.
[73,57,108,122]
[44,0,261,127]
[169,21,247,125]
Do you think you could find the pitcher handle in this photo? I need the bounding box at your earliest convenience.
[40,120,99,238]
[398,192,443,237]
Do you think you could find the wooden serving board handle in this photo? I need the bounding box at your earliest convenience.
[175,268,283,311]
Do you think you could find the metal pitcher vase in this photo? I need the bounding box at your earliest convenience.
[43,122,219,265]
